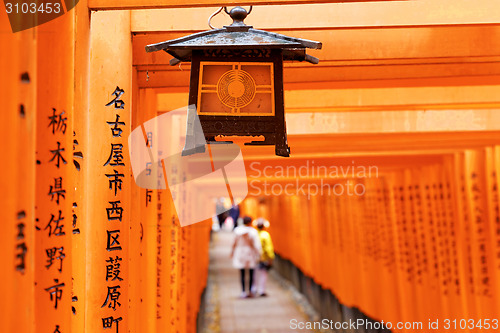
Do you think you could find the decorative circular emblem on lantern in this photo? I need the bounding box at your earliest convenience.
[217,68,256,108]
[145,6,322,157]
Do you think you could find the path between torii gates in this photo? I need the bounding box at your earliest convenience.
[201,229,316,333]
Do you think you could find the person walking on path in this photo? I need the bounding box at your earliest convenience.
[216,198,228,230]
[253,218,275,297]
[231,216,261,298]
[229,204,240,230]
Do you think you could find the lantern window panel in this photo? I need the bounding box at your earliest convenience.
[197,62,275,116]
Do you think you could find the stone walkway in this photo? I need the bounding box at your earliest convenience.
[203,230,315,333]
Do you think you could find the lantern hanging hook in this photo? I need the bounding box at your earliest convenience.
[224,6,252,15]
[208,6,224,29]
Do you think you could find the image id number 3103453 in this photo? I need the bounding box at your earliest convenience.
[5,1,62,14]
[443,319,499,330]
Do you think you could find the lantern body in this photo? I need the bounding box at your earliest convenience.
[145,6,321,157]
[188,49,289,156]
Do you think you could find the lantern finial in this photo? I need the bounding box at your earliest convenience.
[224,6,252,28]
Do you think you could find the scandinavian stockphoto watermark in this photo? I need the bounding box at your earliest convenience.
[248,160,379,199]
[290,318,500,331]
[128,105,248,227]
[290,318,423,331]
[128,105,378,225]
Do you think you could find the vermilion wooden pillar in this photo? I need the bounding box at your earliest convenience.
[87,10,132,333]
[156,116,175,332]
[35,11,75,333]
[493,146,500,312]
[72,0,91,332]
[155,102,185,333]
[136,88,159,332]
[156,188,172,332]
[464,149,497,320]
[16,26,37,333]
[128,67,144,333]
[17,28,37,333]
[0,17,19,332]
[0,14,37,333]
[451,152,474,325]
[484,147,500,314]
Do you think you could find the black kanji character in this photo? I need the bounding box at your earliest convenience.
[105,170,124,196]
[106,230,122,252]
[105,256,123,282]
[48,108,67,134]
[49,142,67,168]
[45,210,65,237]
[102,316,122,333]
[48,177,66,205]
[45,279,65,309]
[104,144,124,167]
[101,285,121,310]
[106,114,125,138]
[15,242,27,273]
[105,87,125,109]
[16,222,25,240]
[106,201,123,222]
[46,246,65,272]
[146,189,152,207]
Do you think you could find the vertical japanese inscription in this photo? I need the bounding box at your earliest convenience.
[101,86,127,332]
[36,105,71,331]
[15,211,27,274]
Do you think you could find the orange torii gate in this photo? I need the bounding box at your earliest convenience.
[1,4,211,333]
[240,146,500,332]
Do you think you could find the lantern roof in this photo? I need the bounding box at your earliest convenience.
[145,6,322,65]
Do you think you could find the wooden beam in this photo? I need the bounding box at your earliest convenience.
[135,60,500,88]
[155,80,500,113]
[243,154,447,171]
[133,25,500,87]
[240,149,464,162]
[133,26,500,67]
[251,131,500,158]
[284,84,500,112]
[286,131,500,152]
[89,0,401,11]
[188,131,500,165]
[130,1,500,32]
[284,108,500,134]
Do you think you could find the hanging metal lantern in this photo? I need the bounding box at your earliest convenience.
[146,6,322,157]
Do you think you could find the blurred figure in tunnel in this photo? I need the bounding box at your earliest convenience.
[231,216,261,298]
[216,198,227,230]
[229,204,240,230]
[253,218,274,297]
